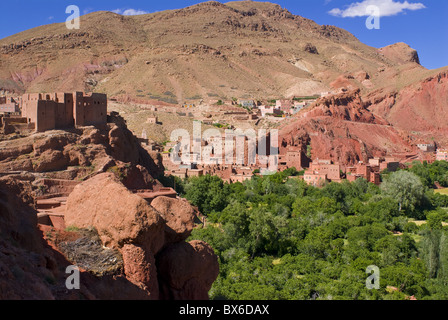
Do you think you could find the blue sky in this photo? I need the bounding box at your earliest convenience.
[0,0,446,69]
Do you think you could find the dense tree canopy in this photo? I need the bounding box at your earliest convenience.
[165,163,448,300]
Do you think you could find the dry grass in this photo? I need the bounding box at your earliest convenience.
[435,188,448,196]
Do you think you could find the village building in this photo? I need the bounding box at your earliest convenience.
[238,99,255,109]
[0,97,20,114]
[258,105,282,117]
[417,144,436,152]
[292,102,307,114]
[201,118,214,125]
[276,100,293,115]
[303,171,328,187]
[379,157,400,172]
[146,116,158,124]
[436,149,448,161]
[229,173,253,184]
[309,160,342,181]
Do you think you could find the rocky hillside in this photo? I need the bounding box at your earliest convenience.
[0,112,219,300]
[0,112,164,181]
[279,89,417,165]
[365,70,448,145]
[0,0,446,157]
[0,1,428,101]
[0,174,219,300]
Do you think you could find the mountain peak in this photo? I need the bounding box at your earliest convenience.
[0,1,428,98]
[378,42,421,66]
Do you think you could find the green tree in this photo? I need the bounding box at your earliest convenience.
[184,175,229,215]
[380,170,425,214]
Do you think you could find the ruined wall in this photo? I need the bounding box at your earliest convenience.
[73,92,107,127]
[22,92,106,132]
[35,100,57,132]
[56,93,74,128]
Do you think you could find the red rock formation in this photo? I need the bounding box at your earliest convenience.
[279,89,414,165]
[367,70,448,146]
[0,112,164,181]
[0,173,219,300]
[151,196,197,245]
[0,177,57,299]
[157,240,220,300]
[65,173,166,253]
[378,42,421,65]
[121,244,159,298]
[64,173,219,300]
[310,89,386,124]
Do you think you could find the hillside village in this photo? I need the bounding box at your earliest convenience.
[2,91,446,189]
[1,0,448,303]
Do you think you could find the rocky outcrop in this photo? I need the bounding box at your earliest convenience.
[157,241,220,300]
[378,42,421,65]
[366,69,448,146]
[0,177,42,252]
[64,173,219,300]
[151,196,197,245]
[308,89,386,125]
[0,111,216,300]
[0,173,219,300]
[304,43,318,55]
[279,89,414,165]
[0,112,164,185]
[65,173,166,253]
[0,177,57,299]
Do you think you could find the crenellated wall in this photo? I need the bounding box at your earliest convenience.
[22,92,107,132]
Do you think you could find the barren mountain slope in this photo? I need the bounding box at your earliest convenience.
[0,1,428,101]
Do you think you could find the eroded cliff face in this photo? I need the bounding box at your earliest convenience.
[0,177,57,300]
[0,174,219,300]
[279,89,415,165]
[0,111,218,300]
[366,70,448,145]
[0,112,164,181]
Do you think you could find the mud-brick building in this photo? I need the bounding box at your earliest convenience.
[0,97,20,114]
[21,92,107,132]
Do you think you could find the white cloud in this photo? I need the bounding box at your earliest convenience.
[112,8,149,16]
[329,0,426,17]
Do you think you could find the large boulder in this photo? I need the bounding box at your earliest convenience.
[157,241,220,300]
[64,172,219,299]
[0,178,55,299]
[64,173,165,254]
[151,196,197,245]
[121,244,158,299]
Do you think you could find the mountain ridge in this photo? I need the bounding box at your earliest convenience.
[0,1,432,101]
